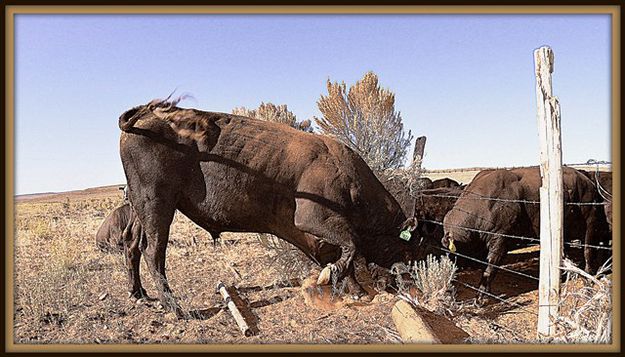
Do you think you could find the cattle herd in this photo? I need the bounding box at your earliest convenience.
[96,98,613,316]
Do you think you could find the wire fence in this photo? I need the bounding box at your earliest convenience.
[412,159,612,254]
[422,160,611,174]
[426,241,610,336]
[406,160,613,331]
[451,277,539,316]
[420,160,611,207]
[437,246,540,281]
[419,192,609,206]
[420,218,612,251]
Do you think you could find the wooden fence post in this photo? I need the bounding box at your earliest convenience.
[534,46,563,338]
[413,136,427,169]
[409,136,427,215]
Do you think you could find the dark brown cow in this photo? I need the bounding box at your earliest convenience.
[440,167,611,296]
[96,203,133,253]
[403,187,463,243]
[431,178,462,189]
[579,169,613,231]
[117,98,420,313]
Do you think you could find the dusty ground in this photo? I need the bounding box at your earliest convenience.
[11,183,605,345]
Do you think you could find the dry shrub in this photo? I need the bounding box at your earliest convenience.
[552,258,612,344]
[256,233,312,283]
[391,254,458,315]
[314,71,413,173]
[378,164,429,214]
[232,102,312,132]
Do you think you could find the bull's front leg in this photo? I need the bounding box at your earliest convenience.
[583,216,607,275]
[293,192,368,300]
[477,236,507,304]
[316,238,368,300]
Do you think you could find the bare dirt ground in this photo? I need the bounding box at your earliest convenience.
[12,182,596,345]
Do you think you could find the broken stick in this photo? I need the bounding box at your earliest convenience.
[217,281,253,337]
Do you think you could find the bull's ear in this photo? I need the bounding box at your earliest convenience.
[400,217,418,232]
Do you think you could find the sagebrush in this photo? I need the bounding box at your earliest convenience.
[391,254,458,315]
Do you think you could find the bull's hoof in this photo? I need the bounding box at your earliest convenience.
[475,294,491,306]
[345,277,367,299]
[349,293,373,302]
[156,300,186,319]
[128,288,149,301]
[317,264,336,285]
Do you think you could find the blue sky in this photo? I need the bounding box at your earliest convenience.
[14,14,612,195]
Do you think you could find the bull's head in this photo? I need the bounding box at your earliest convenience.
[398,194,450,261]
[399,217,418,235]
[398,216,430,260]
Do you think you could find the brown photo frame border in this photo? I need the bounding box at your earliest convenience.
[3,4,621,353]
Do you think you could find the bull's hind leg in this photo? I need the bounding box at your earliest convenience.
[123,218,147,300]
[132,196,182,317]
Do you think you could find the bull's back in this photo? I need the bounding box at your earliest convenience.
[175,117,367,233]
[445,167,605,242]
[444,170,524,241]
[121,110,402,236]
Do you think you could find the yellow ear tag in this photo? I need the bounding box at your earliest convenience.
[448,239,457,253]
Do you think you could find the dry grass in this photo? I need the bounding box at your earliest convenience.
[13,189,402,344]
[552,258,612,344]
[12,174,611,345]
[14,195,126,338]
[391,254,458,316]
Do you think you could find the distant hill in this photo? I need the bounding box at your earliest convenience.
[15,184,125,203]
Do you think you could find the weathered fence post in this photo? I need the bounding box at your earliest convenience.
[409,136,427,215]
[534,46,563,338]
[413,136,427,168]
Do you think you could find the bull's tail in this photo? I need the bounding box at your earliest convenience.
[118,106,145,131]
[118,93,193,132]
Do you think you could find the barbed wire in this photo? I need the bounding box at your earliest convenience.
[418,192,608,206]
[422,219,540,243]
[572,159,612,166]
[420,218,612,251]
[451,278,539,316]
[592,165,613,202]
[449,266,578,336]
[422,160,611,174]
[436,246,540,281]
